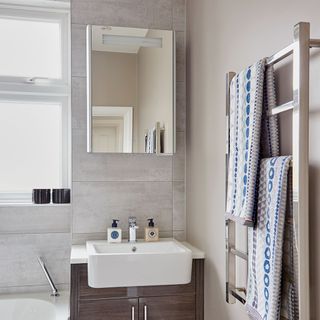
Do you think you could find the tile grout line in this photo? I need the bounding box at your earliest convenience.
[0,283,70,289]
[0,231,71,236]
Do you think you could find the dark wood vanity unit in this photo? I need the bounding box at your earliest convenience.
[70,259,204,320]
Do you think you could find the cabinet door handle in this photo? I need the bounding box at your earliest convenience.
[131,306,135,320]
[143,305,148,320]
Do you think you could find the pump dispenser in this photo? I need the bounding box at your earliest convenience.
[107,219,122,243]
[145,218,159,242]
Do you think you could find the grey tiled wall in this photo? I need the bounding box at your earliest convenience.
[0,0,186,294]
[0,206,71,293]
[71,0,187,244]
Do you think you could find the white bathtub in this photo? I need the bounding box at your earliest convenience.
[0,291,69,320]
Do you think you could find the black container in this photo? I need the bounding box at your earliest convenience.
[52,189,71,204]
[32,189,51,204]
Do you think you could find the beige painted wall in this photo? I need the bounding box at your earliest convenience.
[92,51,138,107]
[137,29,174,153]
[186,0,320,319]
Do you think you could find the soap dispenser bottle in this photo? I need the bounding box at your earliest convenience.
[107,219,122,243]
[145,218,159,242]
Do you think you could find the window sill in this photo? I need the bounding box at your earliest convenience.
[0,202,72,207]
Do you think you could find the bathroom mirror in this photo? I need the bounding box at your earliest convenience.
[87,25,176,154]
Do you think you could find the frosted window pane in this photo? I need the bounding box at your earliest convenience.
[0,101,62,192]
[0,18,61,79]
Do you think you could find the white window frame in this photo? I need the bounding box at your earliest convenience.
[0,2,71,204]
[0,6,69,92]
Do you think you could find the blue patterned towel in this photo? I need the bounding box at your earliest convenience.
[226,61,279,225]
[246,156,292,320]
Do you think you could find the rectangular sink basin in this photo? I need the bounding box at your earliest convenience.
[86,240,192,288]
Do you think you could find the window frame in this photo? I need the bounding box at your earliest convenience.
[0,2,71,204]
[0,6,69,91]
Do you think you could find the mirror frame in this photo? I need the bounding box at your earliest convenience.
[86,24,176,154]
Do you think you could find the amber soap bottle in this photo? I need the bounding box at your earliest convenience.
[145,218,159,242]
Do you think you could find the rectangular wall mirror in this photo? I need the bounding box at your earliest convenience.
[87,25,176,154]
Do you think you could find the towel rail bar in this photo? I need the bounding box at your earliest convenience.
[229,247,248,261]
[266,43,294,66]
[269,100,294,116]
[225,72,236,305]
[266,39,320,67]
[228,285,246,305]
[230,291,246,305]
[310,39,320,48]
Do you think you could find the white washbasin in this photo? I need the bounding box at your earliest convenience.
[86,239,193,288]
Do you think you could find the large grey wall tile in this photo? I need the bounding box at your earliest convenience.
[71,0,154,27]
[173,132,185,181]
[173,230,186,241]
[150,0,173,30]
[72,232,106,244]
[176,81,186,132]
[73,129,173,181]
[173,181,186,230]
[0,206,71,234]
[73,181,173,233]
[72,76,86,129]
[0,233,70,288]
[71,24,86,77]
[176,31,186,82]
[173,0,185,31]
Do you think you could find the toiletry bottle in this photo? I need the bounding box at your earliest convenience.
[145,218,159,242]
[107,219,122,243]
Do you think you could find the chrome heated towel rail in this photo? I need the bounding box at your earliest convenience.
[225,22,320,320]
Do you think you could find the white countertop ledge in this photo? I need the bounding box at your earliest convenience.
[70,239,205,264]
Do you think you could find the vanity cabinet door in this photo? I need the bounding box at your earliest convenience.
[78,298,138,320]
[139,295,195,320]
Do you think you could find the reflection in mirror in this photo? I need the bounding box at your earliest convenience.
[92,106,133,153]
[87,25,175,154]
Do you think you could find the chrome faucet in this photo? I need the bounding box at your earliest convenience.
[128,216,139,242]
[37,257,59,297]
